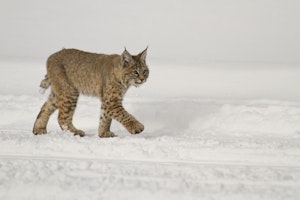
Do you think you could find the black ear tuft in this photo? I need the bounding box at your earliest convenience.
[139,46,148,62]
[121,48,133,67]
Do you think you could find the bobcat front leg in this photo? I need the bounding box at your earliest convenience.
[102,99,144,135]
[98,107,115,138]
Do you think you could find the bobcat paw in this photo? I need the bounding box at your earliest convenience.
[33,127,47,135]
[63,125,85,137]
[125,120,144,134]
[99,131,115,138]
[73,129,85,137]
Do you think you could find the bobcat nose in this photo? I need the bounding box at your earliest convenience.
[139,77,146,83]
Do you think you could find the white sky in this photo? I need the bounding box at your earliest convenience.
[0,0,299,63]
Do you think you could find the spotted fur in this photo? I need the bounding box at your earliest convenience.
[33,48,149,137]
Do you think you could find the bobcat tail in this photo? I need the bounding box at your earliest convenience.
[39,75,50,94]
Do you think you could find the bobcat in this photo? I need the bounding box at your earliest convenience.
[33,48,149,137]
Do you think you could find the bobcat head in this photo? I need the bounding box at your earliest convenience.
[120,47,149,87]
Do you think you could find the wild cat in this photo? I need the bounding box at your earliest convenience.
[33,48,149,137]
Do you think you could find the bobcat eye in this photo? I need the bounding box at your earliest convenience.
[133,71,139,76]
[143,70,149,76]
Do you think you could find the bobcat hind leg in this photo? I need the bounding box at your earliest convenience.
[57,89,85,137]
[33,90,57,135]
[48,62,85,137]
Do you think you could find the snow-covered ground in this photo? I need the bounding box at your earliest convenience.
[0,59,300,200]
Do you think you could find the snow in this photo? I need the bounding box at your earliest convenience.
[0,59,300,200]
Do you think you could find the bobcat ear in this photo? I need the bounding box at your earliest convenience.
[139,46,148,62]
[121,48,133,67]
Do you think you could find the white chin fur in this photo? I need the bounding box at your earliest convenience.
[129,80,141,87]
[132,83,141,88]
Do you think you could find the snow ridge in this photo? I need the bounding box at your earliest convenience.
[1,94,300,200]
